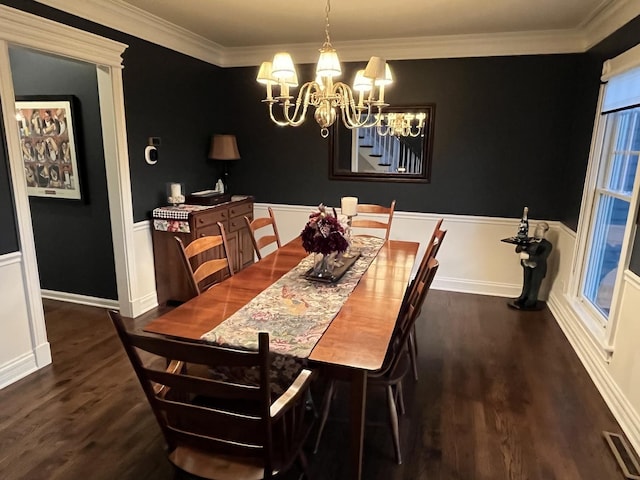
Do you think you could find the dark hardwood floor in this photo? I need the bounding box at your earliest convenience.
[0,291,627,479]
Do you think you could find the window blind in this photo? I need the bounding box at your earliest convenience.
[602,42,640,114]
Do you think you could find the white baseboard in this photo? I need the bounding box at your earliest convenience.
[129,291,159,317]
[34,342,52,367]
[41,289,119,309]
[0,351,38,390]
[433,276,521,298]
[548,291,640,457]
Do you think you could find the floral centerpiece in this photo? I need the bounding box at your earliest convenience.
[301,204,349,254]
[301,204,349,276]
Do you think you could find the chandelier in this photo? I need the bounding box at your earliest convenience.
[256,0,396,138]
[377,112,426,137]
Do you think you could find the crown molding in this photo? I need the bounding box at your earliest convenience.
[0,4,126,66]
[221,30,587,68]
[35,0,225,65]
[582,0,640,50]
[35,0,640,68]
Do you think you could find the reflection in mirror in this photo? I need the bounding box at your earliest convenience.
[329,105,435,183]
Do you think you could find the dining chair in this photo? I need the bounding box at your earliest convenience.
[408,218,447,380]
[313,257,440,464]
[244,207,282,260]
[351,200,396,241]
[174,222,234,300]
[108,310,315,480]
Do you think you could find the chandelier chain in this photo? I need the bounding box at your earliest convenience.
[324,0,332,46]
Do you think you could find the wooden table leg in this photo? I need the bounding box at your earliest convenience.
[350,369,367,480]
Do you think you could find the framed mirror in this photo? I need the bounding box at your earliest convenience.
[329,104,435,183]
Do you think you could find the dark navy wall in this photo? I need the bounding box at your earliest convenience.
[228,55,584,221]
[122,45,228,219]
[0,111,19,254]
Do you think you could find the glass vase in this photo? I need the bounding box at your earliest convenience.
[313,252,335,278]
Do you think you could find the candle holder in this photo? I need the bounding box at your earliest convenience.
[342,214,358,258]
[167,182,185,206]
[340,196,359,258]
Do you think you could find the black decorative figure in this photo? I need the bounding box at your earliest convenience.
[509,222,552,310]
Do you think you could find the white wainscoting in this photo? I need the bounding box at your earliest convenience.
[0,252,50,390]
[131,220,158,316]
[27,206,568,310]
[255,202,567,299]
[547,227,640,458]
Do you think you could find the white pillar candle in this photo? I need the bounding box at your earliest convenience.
[170,183,181,198]
[341,196,358,216]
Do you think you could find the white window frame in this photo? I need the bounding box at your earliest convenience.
[569,44,640,357]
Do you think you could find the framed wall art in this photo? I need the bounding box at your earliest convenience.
[15,95,83,200]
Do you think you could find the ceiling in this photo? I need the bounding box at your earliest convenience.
[35,0,640,66]
[121,0,611,48]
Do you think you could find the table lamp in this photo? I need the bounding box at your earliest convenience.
[209,134,240,192]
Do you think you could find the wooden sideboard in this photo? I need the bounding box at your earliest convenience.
[151,196,254,305]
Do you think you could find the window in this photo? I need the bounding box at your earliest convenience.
[574,45,640,346]
[582,108,640,319]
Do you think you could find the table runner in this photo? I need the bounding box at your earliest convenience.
[201,236,385,358]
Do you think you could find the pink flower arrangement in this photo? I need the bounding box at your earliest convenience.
[301,204,349,255]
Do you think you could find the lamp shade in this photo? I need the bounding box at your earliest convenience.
[363,56,386,80]
[375,63,393,87]
[256,61,276,85]
[209,134,240,160]
[316,48,341,77]
[272,52,296,79]
[353,69,373,92]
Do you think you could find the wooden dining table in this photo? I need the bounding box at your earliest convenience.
[144,236,418,480]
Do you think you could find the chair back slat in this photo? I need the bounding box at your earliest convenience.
[255,234,279,251]
[193,258,231,285]
[127,332,262,368]
[168,427,264,459]
[144,368,262,402]
[245,207,281,260]
[175,222,233,298]
[184,235,224,256]
[158,398,265,446]
[351,200,396,240]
